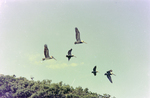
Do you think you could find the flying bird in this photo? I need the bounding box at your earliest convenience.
[74,27,87,44]
[42,44,56,61]
[104,70,116,83]
[66,48,76,61]
[91,66,99,76]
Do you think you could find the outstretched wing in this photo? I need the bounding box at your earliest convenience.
[44,47,50,58]
[93,66,96,71]
[68,49,72,55]
[94,72,96,76]
[75,27,81,42]
[68,57,71,61]
[107,75,113,83]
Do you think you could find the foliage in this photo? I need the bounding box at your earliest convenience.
[0,75,113,98]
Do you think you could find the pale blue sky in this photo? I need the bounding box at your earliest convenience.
[0,0,150,98]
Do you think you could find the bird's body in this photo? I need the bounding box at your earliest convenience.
[42,44,56,61]
[92,66,98,76]
[66,49,76,61]
[104,70,115,83]
[42,56,55,61]
[74,27,87,44]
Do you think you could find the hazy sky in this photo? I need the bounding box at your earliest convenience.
[0,0,150,98]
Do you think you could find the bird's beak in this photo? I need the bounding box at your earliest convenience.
[53,58,57,61]
[112,73,116,76]
[83,42,87,44]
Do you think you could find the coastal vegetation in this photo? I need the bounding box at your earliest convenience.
[0,75,114,98]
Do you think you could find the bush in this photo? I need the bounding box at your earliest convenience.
[0,75,110,98]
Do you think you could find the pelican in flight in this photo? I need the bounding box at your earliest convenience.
[66,48,76,61]
[91,66,99,76]
[42,44,56,61]
[104,70,116,83]
[74,27,87,44]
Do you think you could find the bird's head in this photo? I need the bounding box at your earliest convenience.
[110,70,112,72]
[81,40,87,44]
[72,55,76,58]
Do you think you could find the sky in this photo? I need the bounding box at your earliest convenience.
[0,0,150,98]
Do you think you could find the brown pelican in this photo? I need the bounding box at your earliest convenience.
[66,49,76,61]
[104,70,116,83]
[42,44,56,61]
[91,66,99,76]
[74,27,87,44]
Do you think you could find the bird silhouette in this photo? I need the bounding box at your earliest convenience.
[42,44,56,61]
[104,70,116,83]
[66,49,76,61]
[91,66,99,76]
[74,27,87,44]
